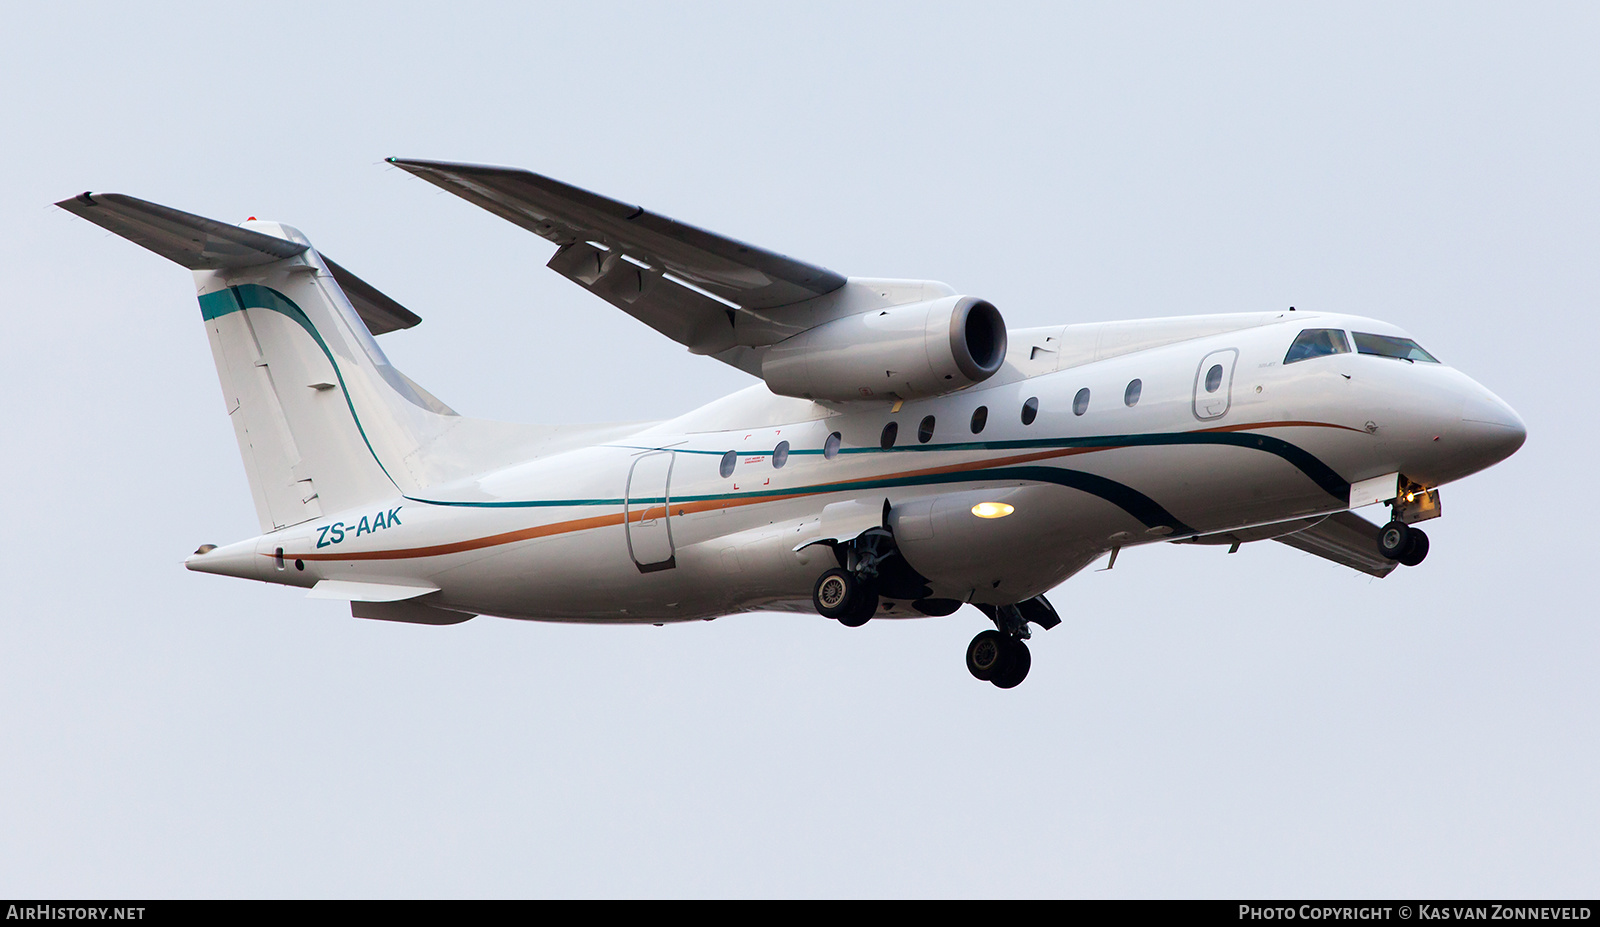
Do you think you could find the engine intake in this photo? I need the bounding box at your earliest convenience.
[761,296,1007,401]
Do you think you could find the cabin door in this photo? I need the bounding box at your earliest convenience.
[625,450,677,572]
[1192,348,1239,421]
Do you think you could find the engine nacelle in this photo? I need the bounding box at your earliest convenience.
[760,296,1007,401]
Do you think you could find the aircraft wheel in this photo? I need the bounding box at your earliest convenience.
[991,639,1031,689]
[837,583,879,628]
[813,568,858,619]
[1377,521,1413,561]
[966,630,1011,681]
[1398,528,1430,567]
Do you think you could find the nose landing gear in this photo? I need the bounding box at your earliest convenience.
[1376,479,1438,568]
[1377,520,1430,567]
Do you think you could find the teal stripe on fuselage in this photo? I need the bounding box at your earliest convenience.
[417,462,1194,534]
[198,285,1336,536]
[618,429,1352,504]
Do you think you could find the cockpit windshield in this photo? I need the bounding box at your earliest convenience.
[1284,328,1351,364]
[1353,332,1439,363]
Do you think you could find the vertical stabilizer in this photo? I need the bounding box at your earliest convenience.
[194,223,459,531]
[57,193,460,532]
[60,192,632,534]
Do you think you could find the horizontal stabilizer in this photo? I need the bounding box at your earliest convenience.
[57,192,307,269]
[322,256,422,335]
[58,192,422,335]
[1275,511,1399,578]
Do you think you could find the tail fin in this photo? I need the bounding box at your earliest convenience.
[60,193,457,532]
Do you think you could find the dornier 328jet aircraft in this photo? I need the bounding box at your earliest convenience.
[58,159,1526,688]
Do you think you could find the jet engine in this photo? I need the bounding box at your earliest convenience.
[761,296,1007,401]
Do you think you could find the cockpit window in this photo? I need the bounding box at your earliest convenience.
[1284,328,1352,364]
[1353,332,1439,363]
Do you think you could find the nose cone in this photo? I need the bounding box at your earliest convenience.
[1456,388,1527,472]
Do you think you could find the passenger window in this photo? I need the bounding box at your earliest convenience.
[1073,388,1090,416]
[824,432,842,459]
[1284,328,1352,364]
[1205,364,1224,393]
[918,415,936,444]
[880,421,899,449]
[970,406,988,434]
[1353,332,1439,363]
[1021,397,1039,426]
[773,441,789,468]
[719,450,737,478]
[1124,379,1141,407]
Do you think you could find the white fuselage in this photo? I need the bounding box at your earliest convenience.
[188,309,1525,624]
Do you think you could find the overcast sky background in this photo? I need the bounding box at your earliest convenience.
[2,1,1595,898]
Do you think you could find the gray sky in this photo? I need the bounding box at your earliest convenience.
[2,1,1595,898]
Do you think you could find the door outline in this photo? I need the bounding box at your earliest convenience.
[1192,348,1239,421]
[625,450,677,573]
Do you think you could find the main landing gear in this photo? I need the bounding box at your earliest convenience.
[965,597,1061,689]
[809,526,903,628]
[813,567,878,628]
[966,630,1031,689]
[807,522,1059,689]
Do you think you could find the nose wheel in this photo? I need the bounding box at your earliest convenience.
[1378,520,1430,566]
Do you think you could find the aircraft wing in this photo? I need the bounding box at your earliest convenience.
[389,158,849,371]
[1274,511,1399,578]
[57,192,422,336]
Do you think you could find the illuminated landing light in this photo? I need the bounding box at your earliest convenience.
[972,502,1014,519]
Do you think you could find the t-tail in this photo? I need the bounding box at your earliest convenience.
[57,193,460,533]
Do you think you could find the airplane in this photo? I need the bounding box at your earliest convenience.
[57,159,1527,688]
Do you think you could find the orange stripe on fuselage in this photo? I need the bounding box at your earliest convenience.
[280,420,1361,562]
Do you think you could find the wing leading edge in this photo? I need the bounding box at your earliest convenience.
[388,158,852,371]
